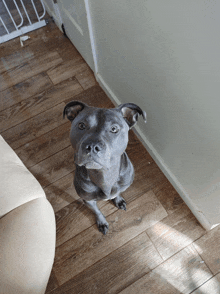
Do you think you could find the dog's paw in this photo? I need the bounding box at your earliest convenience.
[117,199,127,211]
[97,220,109,235]
[113,196,127,211]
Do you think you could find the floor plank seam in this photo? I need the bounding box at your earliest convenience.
[13,121,70,152]
[0,82,79,134]
[46,69,86,92]
[54,191,168,253]
[55,228,157,283]
[192,241,215,276]
[188,273,216,294]
[44,171,75,194]
[116,243,213,294]
[74,75,86,91]
[144,230,164,261]
[0,79,54,111]
[0,74,54,109]
[0,53,63,93]
[0,61,28,76]
[29,143,73,170]
[144,229,207,267]
[46,70,57,86]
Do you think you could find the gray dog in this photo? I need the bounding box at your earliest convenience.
[63,101,146,234]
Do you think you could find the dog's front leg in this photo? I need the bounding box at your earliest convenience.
[83,200,109,235]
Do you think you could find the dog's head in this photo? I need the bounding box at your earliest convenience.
[63,101,146,170]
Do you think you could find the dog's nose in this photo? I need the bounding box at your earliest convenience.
[86,142,103,154]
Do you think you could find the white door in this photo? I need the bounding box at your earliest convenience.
[57,0,95,71]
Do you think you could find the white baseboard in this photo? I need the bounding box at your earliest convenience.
[97,73,213,231]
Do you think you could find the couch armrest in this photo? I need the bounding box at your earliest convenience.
[0,198,56,294]
[0,135,46,218]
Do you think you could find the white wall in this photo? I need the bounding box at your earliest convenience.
[88,1,220,229]
[43,0,63,31]
[44,0,95,71]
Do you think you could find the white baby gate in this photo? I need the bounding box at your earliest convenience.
[0,0,46,44]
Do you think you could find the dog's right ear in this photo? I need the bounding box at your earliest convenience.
[63,101,87,122]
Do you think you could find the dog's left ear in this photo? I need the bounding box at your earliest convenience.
[118,103,147,128]
[63,101,87,122]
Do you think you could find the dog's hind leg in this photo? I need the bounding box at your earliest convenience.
[83,200,109,235]
[112,194,127,211]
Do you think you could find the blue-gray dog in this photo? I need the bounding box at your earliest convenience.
[63,101,146,234]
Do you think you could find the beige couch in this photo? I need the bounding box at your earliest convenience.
[0,135,56,294]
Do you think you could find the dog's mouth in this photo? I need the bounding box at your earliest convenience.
[76,161,103,170]
[84,161,103,169]
[74,154,103,170]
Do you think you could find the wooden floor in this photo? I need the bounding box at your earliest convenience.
[1,19,220,294]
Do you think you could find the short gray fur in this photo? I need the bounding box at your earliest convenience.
[63,101,146,234]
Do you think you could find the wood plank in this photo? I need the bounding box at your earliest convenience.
[64,84,114,108]
[0,47,38,74]
[146,203,205,260]
[15,122,71,168]
[191,272,220,293]
[47,57,88,85]
[44,172,77,213]
[28,29,82,62]
[0,38,24,58]
[193,225,220,275]
[1,102,66,150]
[152,178,184,215]
[0,51,63,91]
[120,244,213,294]
[124,132,167,203]
[55,198,118,247]
[0,78,83,132]
[53,191,167,285]
[49,233,163,294]
[53,41,82,62]
[46,270,59,293]
[0,72,53,112]
[75,64,97,90]
[29,145,75,188]
[55,199,98,247]
[123,159,165,204]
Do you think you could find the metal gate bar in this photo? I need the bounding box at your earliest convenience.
[0,0,46,44]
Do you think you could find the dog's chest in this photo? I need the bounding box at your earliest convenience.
[88,164,120,197]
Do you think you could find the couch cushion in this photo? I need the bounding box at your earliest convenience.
[0,197,56,294]
[0,135,45,218]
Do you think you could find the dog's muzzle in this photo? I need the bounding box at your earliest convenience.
[75,139,109,169]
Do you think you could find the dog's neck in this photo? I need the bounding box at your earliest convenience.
[87,155,122,196]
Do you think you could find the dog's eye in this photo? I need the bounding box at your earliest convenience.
[110,125,119,133]
[78,122,86,130]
